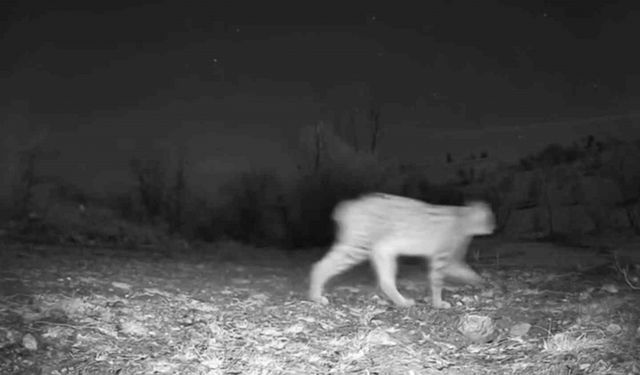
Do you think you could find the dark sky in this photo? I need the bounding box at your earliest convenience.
[3,1,640,113]
[1,1,640,192]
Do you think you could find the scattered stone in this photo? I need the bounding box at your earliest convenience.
[458,314,495,344]
[111,281,132,290]
[578,288,594,301]
[460,295,475,305]
[22,333,38,351]
[365,328,397,346]
[284,323,304,334]
[480,289,495,298]
[606,323,622,335]
[601,284,618,293]
[579,363,591,371]
[118,320,149,337]
[0,327,20,349]
[509,322,531,338]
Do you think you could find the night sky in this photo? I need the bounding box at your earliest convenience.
[2,1,640,193]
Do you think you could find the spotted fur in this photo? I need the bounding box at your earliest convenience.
[309,193,495,308]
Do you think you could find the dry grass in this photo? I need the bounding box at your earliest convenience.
[0,241,639,374]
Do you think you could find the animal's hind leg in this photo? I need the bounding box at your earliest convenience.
[309,243,369,304]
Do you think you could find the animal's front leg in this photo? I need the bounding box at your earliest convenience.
[428,254,452,309]
[443,261,483,285]
[371,243,415,307]
[429,272,451,309]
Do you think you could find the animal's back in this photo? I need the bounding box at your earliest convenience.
[333,193,463,257]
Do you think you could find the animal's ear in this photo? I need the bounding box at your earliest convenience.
[465,199,491,209]
[464,200,491,210]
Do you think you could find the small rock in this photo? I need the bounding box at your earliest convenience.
[111,281,132,290]
[118,321,148,337]
[460,295,475,305]
[601,284,618,293]
[606,323,622,335]
[480,289,495,298]
[458,314,495,344]
[509,322,531,338]
[578,289,593,301]
[366,328,397,346]
[285,323,304,334]
[579,363,590,371]
[47,308,69,322]
[22,333,38,351]
[0,327,20,349]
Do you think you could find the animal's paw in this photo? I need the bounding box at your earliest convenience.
[310,294,330,305]
[433,300,452,309]
[395,298,415,308]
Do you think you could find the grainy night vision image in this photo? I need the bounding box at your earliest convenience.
[1,1,639,374]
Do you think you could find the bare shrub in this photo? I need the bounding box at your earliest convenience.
[600,143,640,234]
[483,171,515,234]
[129,159,167,222]
[213,170,284,246]
[284,122,393,248]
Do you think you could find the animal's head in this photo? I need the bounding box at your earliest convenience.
[464,201,496,236]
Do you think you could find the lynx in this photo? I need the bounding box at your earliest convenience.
[309,193,495,308]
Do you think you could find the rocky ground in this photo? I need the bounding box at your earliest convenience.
[0,238,639,374]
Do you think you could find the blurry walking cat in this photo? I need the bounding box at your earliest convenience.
[309,193,495,308]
